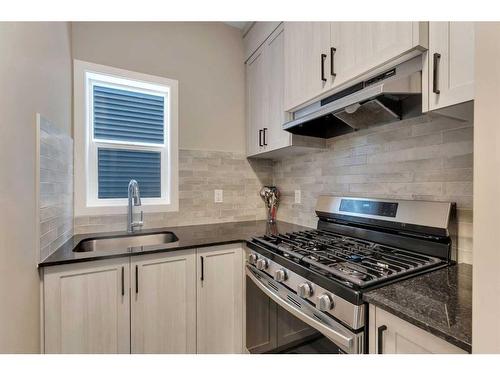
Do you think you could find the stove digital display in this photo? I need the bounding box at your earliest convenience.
[339,199,398,218]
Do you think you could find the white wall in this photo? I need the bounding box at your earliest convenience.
[472,22,500,353]
[71,22,245,152]
[0,22,72,353]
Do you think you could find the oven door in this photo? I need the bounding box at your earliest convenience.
[246,266,364,354]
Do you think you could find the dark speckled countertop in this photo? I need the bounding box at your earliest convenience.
[39,220,310,267]
[363,263,472,353]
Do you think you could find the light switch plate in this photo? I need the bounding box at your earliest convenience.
[294,190,301,204]
[214,189,223,203]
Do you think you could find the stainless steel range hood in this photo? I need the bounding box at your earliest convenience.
[283,57,423,139]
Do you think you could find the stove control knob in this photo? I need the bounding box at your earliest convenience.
[256,258,269,270]
[297,282,313,298]
[274,269,288,282]
[318,294,334,311]
[248,253,258,265]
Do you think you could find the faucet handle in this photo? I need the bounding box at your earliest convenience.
[131,211,144,230]
[135,211,144,227]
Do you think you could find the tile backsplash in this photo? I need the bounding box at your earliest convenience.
[272,113,473,264]
[39,117,73,261]
[43,111,473,264]
[74,150,273,234]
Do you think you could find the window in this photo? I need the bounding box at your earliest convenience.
[74,60,178,216]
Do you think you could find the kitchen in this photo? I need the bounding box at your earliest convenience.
[0,0,499,372]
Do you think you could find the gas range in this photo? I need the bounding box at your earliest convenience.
[251,229,443,288]
[246,196,455,354]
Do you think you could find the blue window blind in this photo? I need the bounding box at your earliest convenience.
[93,85,165,144]
[98,149,161,199]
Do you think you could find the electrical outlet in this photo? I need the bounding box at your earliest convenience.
[294,190,301,204]
[214,189,223,203]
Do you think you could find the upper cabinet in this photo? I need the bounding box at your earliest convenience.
[246,48,267,156]
[264,28,290,152]
[284,22,428,111]
[246,21,474,155]
[426,22,475,111]
[330,22,426,89]
[245,23,324,158]
[283,22,331,111]
[246,24,289,157]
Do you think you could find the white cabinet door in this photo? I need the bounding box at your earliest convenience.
[246,48,267,156]
[243,22,281,61]
[197,244,244,353]
[246,24,290,156]
[284,22,426,111]
[330,22,372,87]
[369,305,466,354]
[428,22,475,110]
[331,22,423,89]
[131,250,196,354]
[284,22,331,111]
[43,258,130,354]
[262,25,290,152]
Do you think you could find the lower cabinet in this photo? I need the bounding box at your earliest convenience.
[43,258,130,354]
[43,245,244,354]
[369,305,466,354]
[131,250,196,354]
[196,244,244,353]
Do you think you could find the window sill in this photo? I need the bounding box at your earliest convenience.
[75,201,179,217]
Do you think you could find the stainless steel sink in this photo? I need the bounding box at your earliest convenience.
[73,232,179,252]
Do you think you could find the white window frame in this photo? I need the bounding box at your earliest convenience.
[74,60,179,216]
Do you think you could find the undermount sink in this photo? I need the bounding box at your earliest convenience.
[73,232,179,252]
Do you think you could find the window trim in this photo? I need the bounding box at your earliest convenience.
[74,60,179,216]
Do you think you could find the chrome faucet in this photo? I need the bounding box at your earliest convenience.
[127,179,144,233]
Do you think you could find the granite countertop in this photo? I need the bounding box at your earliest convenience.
[363,263,472,353]
[39,220,310,267]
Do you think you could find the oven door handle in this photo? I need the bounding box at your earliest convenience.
[246,266,356,353]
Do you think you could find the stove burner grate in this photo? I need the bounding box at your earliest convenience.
[253,229,441,287]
